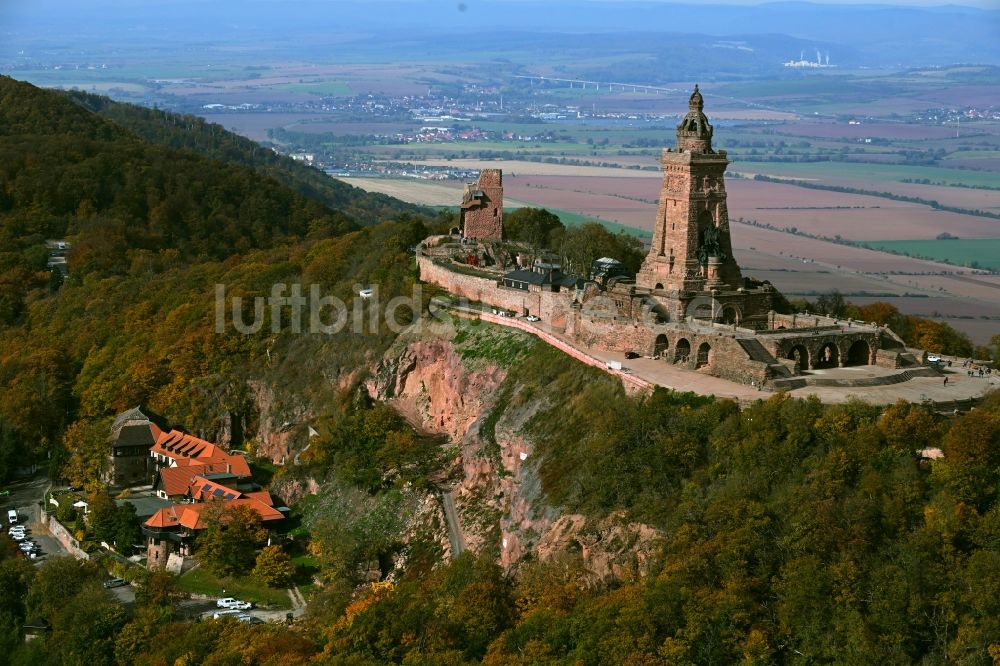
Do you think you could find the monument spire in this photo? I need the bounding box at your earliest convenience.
[636,86,742,317]
[676,83,713,153]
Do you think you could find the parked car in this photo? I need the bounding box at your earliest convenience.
[217,598,251,609]
[103,578,128,589]
[212,609,244,619]
[11,532,26,541]
[7,509,17,524]
[526,315,540,322]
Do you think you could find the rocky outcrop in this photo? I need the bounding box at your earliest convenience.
[247,379,296,464]
[370,319,665,582]
[367,326,507,444]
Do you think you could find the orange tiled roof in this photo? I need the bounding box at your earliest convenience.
[189,475,242,502]
[151,429,251,477]
[145,506,181,529]
[157,466,201,497]
[242,490,274,507]
[231,497,284,522]
[144,496,284,531]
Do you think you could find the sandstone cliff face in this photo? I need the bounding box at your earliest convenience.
[368,335,506,444]
[369,320,664,582]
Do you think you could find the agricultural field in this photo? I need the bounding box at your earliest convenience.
[340,177,478,207]
[862,239,1000,272]
[728,160,1000,190]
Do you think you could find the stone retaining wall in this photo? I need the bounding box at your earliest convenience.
[41,512,90,560]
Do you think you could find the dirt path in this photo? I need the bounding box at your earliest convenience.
[287,586,307,610]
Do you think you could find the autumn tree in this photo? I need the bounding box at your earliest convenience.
[48,585,128,666]
[252,544,295,588]
[0,558,35,655]
[504,207,564,250]
[25,556,102,625]
[61,417,112,489]
[553,222,645,276]
[196,502,268,577]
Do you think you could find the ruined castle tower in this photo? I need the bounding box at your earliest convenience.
[636,86,743,300]
[460,168,503,241]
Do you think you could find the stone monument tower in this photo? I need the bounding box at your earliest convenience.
[637,86,743,308]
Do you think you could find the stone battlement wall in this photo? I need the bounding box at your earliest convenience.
[418,256,573,328]
[566,311,770,386]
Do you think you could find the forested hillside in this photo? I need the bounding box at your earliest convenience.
[0,76,436,481]
[63,88,420,223]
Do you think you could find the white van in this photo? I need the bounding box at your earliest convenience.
[7,509,16,525]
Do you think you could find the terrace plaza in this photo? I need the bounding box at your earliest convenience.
[417,87,994,407]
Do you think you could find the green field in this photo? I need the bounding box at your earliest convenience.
[177,567,292,609]
[862,238,1000,271]
[732,159,1000,189]
[545,207,651,238]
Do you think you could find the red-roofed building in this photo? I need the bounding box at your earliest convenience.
[150,429,251,478]
[105,408,286,569]
[143,475,286,568]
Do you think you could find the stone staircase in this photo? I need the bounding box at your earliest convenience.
[769,366,941,391]
[737,338,778,364]
[737,338,794,378]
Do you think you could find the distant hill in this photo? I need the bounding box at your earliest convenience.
[0,76,427,278]
[63,89,424,223]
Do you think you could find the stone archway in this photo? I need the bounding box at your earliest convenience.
[787,344,810,371]
[654,334,669,359]
[696,342,712,369]
[720,305,740,325]
[846,339,872,366]
[675,338,691,364]
[814,343,840,369]
[655,283,664,291]
[693,302,714,320]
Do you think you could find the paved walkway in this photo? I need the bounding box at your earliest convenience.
[450,304,995,406]
[787,365,996,406]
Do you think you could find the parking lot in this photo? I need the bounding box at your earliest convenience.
[3,473,69,565]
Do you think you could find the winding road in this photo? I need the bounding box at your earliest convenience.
[440,489,466,557]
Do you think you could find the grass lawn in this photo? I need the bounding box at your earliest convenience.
[861,238,1000,271]
[290,552,319,594]
[177,566,292,609]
